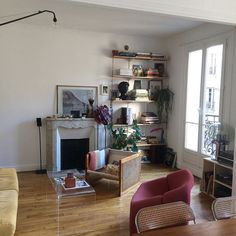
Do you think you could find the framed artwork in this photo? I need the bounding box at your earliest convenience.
[57,85,97,116]
[149,81,162,100]
[100,84,109,96]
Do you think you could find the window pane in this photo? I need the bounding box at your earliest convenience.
[185,123,199,151]
[185,50,202,123]
[202,44,223,155]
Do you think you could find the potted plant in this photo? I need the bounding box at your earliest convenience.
[108,120,142,152]
[153,87,174,122]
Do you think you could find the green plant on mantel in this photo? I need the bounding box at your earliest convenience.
[108,120,142,152]
[153,87,174,122]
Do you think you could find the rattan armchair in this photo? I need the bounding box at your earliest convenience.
[135,201,196,233]
[212,196,236,220]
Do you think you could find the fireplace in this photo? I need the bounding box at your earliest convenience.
[45,118,98,171]
[61,138,89,170]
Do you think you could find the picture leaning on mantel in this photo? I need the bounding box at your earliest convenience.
[57,85,97,116]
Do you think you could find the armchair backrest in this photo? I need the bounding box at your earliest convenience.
[167,169,194,190]
[108,149,138,163]
[163,169,194,204]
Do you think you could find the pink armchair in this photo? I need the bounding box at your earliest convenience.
[129,169,194,234]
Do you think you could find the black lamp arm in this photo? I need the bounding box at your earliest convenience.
[0,10,57,26]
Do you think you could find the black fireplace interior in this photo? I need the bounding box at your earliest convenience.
[61,138,89,170]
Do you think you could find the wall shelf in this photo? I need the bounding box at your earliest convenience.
[112,75,168,80]
[113,123,165,127]
[112,55,168,61]
[111,99,154,103]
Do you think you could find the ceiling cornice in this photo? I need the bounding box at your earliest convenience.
[70,0,236,25]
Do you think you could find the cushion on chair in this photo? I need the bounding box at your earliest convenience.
[105,163,119,176]
[132,177,168,202]
[88,150,106,170]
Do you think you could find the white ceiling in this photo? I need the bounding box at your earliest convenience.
[0,0,204,37]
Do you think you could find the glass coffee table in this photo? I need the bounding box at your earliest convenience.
[47,169,95,199]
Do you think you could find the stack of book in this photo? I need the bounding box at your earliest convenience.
[129,89,149,101]
[140,112,159,124]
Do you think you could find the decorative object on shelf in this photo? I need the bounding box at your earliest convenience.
[124,45,129,51]
[119,68,133,76]
[120,107,132,125]
[149,80,162,100]
[146,68,159,77]
[87,98,95,117]
[133,65,144,77]
[111,90,119,100]
[133,80,142,89]
[153,87,174,122]
[118,45,137,57]
[65,172,76,188]
[112,50,119,56]
[57,85,97,116]
[70,110,81,118]
[118,81,129,100]
[100,84,109,96]
[129,89,149,101]
[155,63,165,77]
[108,120,142,152]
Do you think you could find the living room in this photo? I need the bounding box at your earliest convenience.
[1,0,236,235]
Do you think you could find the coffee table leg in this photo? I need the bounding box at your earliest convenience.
[57,196,60,236]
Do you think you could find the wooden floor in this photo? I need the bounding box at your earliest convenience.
[15,164,214,236]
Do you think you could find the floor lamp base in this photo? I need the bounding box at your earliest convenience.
[35,169,47,174]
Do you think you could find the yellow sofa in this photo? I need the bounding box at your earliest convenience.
[0,168,18,236]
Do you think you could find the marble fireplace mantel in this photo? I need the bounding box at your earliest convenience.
[45,118,98,171]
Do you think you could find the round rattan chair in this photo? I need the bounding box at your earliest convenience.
[212,196,236,220]
[135,201,196,233]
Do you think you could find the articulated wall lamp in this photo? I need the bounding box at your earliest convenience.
[0,10,57,26]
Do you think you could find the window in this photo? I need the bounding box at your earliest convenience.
[184,44,224,156]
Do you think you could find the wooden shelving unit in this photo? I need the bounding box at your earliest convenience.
[110,51,169,162]
[202,157,233,198]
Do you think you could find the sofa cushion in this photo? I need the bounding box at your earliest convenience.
[88,150,106,170]
[0,168,19,192]
[0,190,18,236]
[105,163,119,176]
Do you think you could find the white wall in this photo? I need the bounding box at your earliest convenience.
[0,23,165,171]
[165,23,236,176]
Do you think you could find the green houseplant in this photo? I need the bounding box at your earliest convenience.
[153,87,174,122]
[108,120,142,152]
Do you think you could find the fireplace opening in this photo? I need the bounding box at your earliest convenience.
[61,138,89,170]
